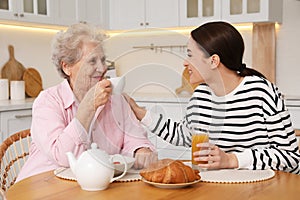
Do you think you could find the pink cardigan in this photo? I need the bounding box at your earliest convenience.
[17,80,154,182]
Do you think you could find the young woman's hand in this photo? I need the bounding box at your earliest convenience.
[193,143,238,169]
[123,93,146,121]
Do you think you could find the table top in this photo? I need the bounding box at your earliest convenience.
[6,170,300,200]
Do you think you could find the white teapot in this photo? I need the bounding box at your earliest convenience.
[66,143,127,191]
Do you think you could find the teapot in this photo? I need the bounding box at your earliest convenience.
[66,143,127,191]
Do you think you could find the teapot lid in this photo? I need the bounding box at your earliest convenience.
[87,143,111,166]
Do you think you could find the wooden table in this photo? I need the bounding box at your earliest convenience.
[6,170,300,200]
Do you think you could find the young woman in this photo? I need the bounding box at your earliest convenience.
[126,21,300,174]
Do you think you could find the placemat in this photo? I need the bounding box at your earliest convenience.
[54,167,141,182]
[200,169,275,183]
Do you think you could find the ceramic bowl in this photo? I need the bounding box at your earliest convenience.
[112,156,135,176]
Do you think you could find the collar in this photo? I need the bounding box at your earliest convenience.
[60,79,78,109]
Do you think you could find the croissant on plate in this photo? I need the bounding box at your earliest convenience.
[140,159,201,184]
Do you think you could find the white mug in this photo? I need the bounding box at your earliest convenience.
[10,80,25,100]
[109,76,125,95]
[0,79,9,100]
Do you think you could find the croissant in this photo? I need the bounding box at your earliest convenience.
[140,159,200,184]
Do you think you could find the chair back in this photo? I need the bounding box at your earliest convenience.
[0,129,31,191]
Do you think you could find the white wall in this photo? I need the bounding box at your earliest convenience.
[276,0,300,98]
[0,0,299,98]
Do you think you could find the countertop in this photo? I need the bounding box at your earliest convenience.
[0,98,35,112]
[132,92,190,103]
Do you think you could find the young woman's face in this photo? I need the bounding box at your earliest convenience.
[184,37,211,84]
[68,41,107,100]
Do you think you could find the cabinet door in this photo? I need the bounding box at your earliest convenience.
[145,0,179,28]
[179,0,221,26]
[77,0,108,27]
[109,0,145,30]
[0,109,32,143]
[221,0,282,23]
[0,0,17,19]
[54,0,78,26]
[17,0,54,24]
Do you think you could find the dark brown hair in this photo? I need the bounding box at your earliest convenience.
[191,21,265,78]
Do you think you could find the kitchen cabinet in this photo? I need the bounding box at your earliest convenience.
[0,99,34,143]
[109,0,179,30]
[0,109,32,143]
[179,0,221,27]
[0,0,54,25]
[54,0,108,27]
[179,0,282,27]
[221,0,283,23]
[135,98,191,160]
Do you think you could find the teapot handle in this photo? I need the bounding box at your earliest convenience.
[110,154,128,182]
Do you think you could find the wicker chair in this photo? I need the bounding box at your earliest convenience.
[0,129,31,191]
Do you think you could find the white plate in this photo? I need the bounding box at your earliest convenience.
[200,169,275,183]
[141,178,201,189]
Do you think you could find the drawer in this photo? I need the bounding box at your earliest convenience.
[0,109,32,142]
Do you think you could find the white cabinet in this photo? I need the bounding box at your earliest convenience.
[0,109,32,143]
[109,0,179,30]
[179,0,221,27]
[54,0,108,27]
[221,0,283,23]
[0,0,54,24]
[136,99,191,160]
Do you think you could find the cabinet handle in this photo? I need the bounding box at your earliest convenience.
[140,22,144,26]
[19,13,24,17]
[14,13,18,17]
[145,22,149,26]
[15,114,32,119]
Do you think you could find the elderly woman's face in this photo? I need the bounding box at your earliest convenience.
[68,41,107,99]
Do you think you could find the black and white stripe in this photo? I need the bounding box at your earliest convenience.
[149,76,300,174]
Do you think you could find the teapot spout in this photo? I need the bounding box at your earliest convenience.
[66,152,77,174]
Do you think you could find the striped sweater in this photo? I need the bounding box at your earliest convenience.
[142,76,300,174]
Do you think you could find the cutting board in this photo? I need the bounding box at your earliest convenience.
[1,45,26,81]
[175,68,199,95]
[23,68,43,97]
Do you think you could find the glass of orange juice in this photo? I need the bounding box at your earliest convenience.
[191,131,209,168]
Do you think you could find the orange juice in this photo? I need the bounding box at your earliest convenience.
[191,134,209,165]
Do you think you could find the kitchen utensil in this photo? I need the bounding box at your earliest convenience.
[1,45,26,81]
[0,79,9,100]
[10,80,25,100]
[66,143,128,191]
[22,67,43,97]
[175,68,199,95]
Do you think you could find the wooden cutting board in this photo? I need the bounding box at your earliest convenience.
[23,68,43,97]
[175,68,199,95]
[1,45,26,81]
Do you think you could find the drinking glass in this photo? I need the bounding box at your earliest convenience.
[191,127,209,169]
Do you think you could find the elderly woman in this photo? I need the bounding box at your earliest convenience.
[17,23,156,182]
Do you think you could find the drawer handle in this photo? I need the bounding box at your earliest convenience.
[15,114,32,119]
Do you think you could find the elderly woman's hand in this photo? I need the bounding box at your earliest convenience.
[89,79,112,109]
[133,148,158,169]
[76,79,112,131]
